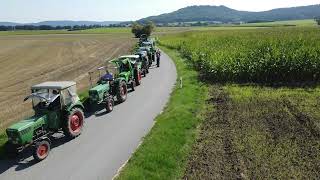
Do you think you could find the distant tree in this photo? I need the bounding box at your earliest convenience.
[39,25,54,30]
[131,22,143,38]
[131,21,155,38]
[315,17,320,25]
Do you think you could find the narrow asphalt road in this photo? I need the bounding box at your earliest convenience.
[0,51,177,180]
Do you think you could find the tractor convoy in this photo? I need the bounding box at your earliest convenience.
[5,34,159,161]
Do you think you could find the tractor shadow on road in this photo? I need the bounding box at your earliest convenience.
[148,64,160,70]
[0,133,72,173]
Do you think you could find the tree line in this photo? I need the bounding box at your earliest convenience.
[131,21,155,38]
[0,24,126,31]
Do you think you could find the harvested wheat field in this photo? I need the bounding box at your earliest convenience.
[0,33,135,130]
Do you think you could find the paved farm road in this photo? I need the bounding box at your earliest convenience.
[0,51,177,180]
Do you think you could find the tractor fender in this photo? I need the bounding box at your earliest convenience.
[34,136,52,146]
[67,103,85,113]
[115,77,127,84]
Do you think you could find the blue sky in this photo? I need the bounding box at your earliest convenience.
[1,0,319,23]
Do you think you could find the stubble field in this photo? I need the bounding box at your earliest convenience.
[0,33,135,130]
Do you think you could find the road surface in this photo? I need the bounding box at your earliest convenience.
[0,51,177,180]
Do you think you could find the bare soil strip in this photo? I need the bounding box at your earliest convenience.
[184,85,320,179]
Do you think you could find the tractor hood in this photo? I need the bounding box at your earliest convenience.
[7,115,47,144]
[119,71,130,79]
[90,84,109,92]
[7,115,47,132]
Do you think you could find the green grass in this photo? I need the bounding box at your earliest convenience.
[183,83,320,179]
[224,84,320,178]
[116,46,208,179]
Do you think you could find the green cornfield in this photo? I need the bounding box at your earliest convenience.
[160,27,320,83]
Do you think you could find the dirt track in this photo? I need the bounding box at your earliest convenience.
[0,34,135,129]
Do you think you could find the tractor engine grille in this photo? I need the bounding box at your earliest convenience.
[89,91,98,101]
[20,127,32,135]
[6,130,20,144]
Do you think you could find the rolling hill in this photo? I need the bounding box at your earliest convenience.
[139,4,320,23]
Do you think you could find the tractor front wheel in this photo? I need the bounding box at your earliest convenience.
[63,108,84,138]
[117,81,127,103]
[105,97,114,113]
[33,140,50,161]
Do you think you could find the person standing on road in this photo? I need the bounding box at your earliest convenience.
[156,49,161,67]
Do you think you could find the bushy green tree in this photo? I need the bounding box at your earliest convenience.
[131,21,155,38]
[316,18,320,25]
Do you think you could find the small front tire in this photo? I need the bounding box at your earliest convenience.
[105,97,114,113]
[33,140,50,162]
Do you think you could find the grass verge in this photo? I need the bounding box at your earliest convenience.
[116,46,208,179]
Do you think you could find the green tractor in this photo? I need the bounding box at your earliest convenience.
[88,57,142,112]
[137,46,154,66]
[135,50,150,73]
[120,55,149,77]
[139,34,156,62]
[88,66,127,112]
[139,34,156,47]
[110,57,143,91]
[5,81,85,161]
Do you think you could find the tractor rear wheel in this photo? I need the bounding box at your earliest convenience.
[63,108,84,138]
[105,97,114,113]
[117,81,127,103]
[33,140,50,161]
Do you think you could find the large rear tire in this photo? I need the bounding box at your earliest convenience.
[33,140,50,162]
[63,108,84,138]
[117,81,127,103]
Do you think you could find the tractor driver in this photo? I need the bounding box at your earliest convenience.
[48,89,61,110]
[121,61,130,72]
